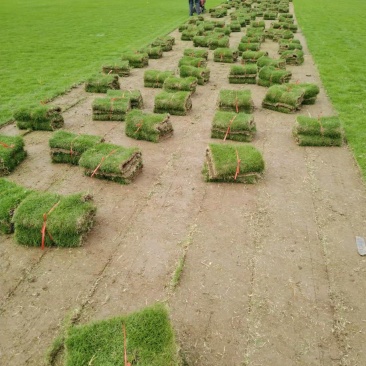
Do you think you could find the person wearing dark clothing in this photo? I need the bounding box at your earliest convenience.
[189,0,201,16]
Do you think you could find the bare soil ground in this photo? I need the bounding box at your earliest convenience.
[1,5,366,366]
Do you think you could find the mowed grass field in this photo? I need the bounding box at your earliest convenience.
[0,0,222,126]
[294,0,366,178]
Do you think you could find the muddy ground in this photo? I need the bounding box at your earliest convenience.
[1,4,366,366]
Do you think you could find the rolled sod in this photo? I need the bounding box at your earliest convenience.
[280,50,304,65]
[79,143,143,184]
[217,89,254,113]
[257,66,292,87]
[179,65,210,85]
[143,70,175,89]
[263,12,278,20]
[208,35,230,50]
[230,21,241,32]
[85,74,120,93]
[240,35,263,43]
[0,135,27,175]
[237,42,261,54]
[92,97,131,121]
[296,83,320,105]
[241,50,268,64]
[211,111,256,142]
[49,131,103,165]
[163,76,198,94]
[102,61,130,77]
[178,56,207,68]
[121,51,149,68]
[213,26,232,35]
[14,105,64,131]
[139,46,163,59]
[213,48,239,63]
[107,89,143,109]
[154,91,192,116]
[229,64,258,84]
[257,56,286,69]
[181,28,200,41]
[13,192,96,247]
[204,143,264,183]
[278,39,302,54]
[250,20,265,29]
[183,48,209,60]
[150,36,175,51]
[125,110,173,143]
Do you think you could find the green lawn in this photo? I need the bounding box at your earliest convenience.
[0,0,222,126]
[294,0,366,178]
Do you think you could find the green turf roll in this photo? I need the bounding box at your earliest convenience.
[183,48,209,60]
[0,135,27,175]
[230,21,241,32]
[92,97,131,121]
[125,110,173,142]
[154,91,192,116]
[163,76,198,94]
[278,39,303,54]
[121,51,149,68]
[250,20,265,29]
[246,27,265,40]
[296,83,320,104]
[211,7,227,18]
[240,35,263,43]
[143,70,175,88]
[179,65,210,85]
[102,61,130,77]
[139,46,163,59]
[181,28,200,41]
[237,42,261,54]
[107,89,143,109]
[213,26,232,36]
[257,56,286,69]
[280,49,304,65]
[218,89,254,113]
[263,12,278,20]
[79,143,143,184]
[257,66,292,87]
[241,50,268,64]
[178,56,207,68]
[85,74,120,93]
[213,48,239,63]
[150,36,175,51]
[208,35,230,50]
[229,64,258,84]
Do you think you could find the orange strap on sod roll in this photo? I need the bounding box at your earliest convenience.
[224,114,237,141]
[91,149,117,178]
[40,201,60,250]
[123,323,131,366]
[234,149,241,180]
[135,120,143,134]
[0,141,14,148]
[235,97,239,113]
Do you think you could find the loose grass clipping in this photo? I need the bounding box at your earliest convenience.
[85,74,120,93]
[204,143,264,183]
[0,135,27,175]
[217,89,254,113]
[107,89,143,109]
[257,66,292,87]
[125,110,173,142]
[13,192,96,247]
[79,143,143,184]
[144,70,175,89]
[179,65,210,85]
[163,76,198,94]
[213,48,239,63]
[102,61,130,77]
[154,91,192,116]
[229,64,258,84]
[92,96,131,121]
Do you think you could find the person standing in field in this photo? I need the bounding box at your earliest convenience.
[189,0,201,16]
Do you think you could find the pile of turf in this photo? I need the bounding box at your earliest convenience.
[213,26,232,36]
[213,48,239,63]
[143,70,175,88]
[0,135,27,175]
[151,36,175,51]
[192,35,210,48]
[229,64,258,84]
[179,65,210,85]
[125,110,173,143]
[63,303,180,366]
[14,105,64,131]
[296,83,320,105]
[154,91,192,116]
[178,56,207,68]
[230,21,241,32]
[293,116,344,146]
[262,84,305,113]
[121,51,149,68]
[181,28,200,41]
[217,89,254,113]
[107,90,143,109]
[211,111,256,142]
[163,76,198,94]
[278,39,302,54]
[183,48,209,60]
[263,12,277,20]
[92,96,131,121]
[102,61,130,77]
[13,192,96,247]
[204,143,264,183]
[241,35,263,44]
[49,131,103,165]
[241,50,268,64]
[246,28,265,40]
[237,42,261,54]
[85,75,120,93]
[250,20,266,29]
[257,66,292,87]
[0,179,33,234]
[79,143,143,184]
[280,50,304,65]
[257,56,286,69]
[139,46,163,59]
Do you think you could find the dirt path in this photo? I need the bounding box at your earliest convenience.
[1,4,366,366]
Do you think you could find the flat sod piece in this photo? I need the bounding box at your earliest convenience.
[241,50,268,64]
[213,48,239,63]
[163,76,198,94]
[154,91,192,116]
[125,110,173,143]
[183,48,209,60]
[102,61,130,77]
[49,131,103,165]
[293,115,344,146]
[257,66,292,87]
[121,51,149,68]
[211,111,256,142]
[204,143,264,183]
[79,143,143,184]
[139,46,163,59]
[143,70,175,88]
[217,89,254,113]
[92,96,131,121]
[14,105,64,131]
[229,64,258,84]
[0,135,27,175]
[178,56,207,68]
[107,89,143,109]
[0,179,33,234]
[85,74,120,93]
[13,192,96,248]
[257,56,286,69]
[179,65,210,85]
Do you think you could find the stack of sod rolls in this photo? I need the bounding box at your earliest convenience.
[250,20,265,29]
[230,20,241,32]
[121,51,149,68]
[79,143,143,184]
[213,26,231,36]
[154,91,192,116]
[293,116,344,146]
[0,179,33,234]
[257,56,286,69]
[237,42,261,55]
[163,76,198,94]
[85,74,120,93]
[139,46,163,59]
[178,56,207,68]
[263,12,278,20]
[278,39,302,54]
[107,89,143,109]
[181,27,201,41]
[183,48,209,60]
[211,7,227,18]
[13,192,96,247]
[102,61,130,77]
[179,65,210,85]
[14,105,64,131]
[241,35,263,44]
[49,131,103,165]
[92,96,131,121]
[246,28,265,40]
[280,50,304,65]
[125,110,173,142]
[0,135,27,175]
[296,83,320,104]
[213,48,239,63]
[257,66,292,87]
[204,143,264,183]
[143,70,175,88]
[151,36,175,51]
[208,35,230,50]
[241,51,268,64]
[211,111,256,142]
[217,89,254,113]
[229,65,258,84]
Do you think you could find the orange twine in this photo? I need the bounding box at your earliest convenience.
[234,149,241,180]
[0,141,14,148]
[123,323,131,366]
[224,114,237,141]
[91,149,117,178]
[40,201,60,250]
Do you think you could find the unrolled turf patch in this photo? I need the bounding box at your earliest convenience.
[0,135,27,175]
[154,91,192,116]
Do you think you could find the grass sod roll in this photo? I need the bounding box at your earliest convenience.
[102,61,130,77]
[211,111,256,142]
[150,37,174,51]
[250,20,265,29]
[257,56,286,69]
[213,26,232,36]
[154,91,192,116]
[240,35,263,43]
[217,89,254,113]
[183,48,209,60]
[241,51,268,64]
[237,42,261,54]
[297,83,320,105]
[121,51,149,68]
[143,70,175,89]
[229,64,258,84]
[107,89,143,109]
[280,50,305,65]
[49,131,103,165]
[179,65,210,85]
[13,192,96,247]
[139,46,163,59]
[181,28,200,41]
[163,76,198,94]
[193,36,210,48]
[79,143,143,184]
[14,105,64,131]
[230,21,241,32]
[278,40,303,54]
[125,110,173,143]
[213,48,239,63]
[92,97,131,121]
[85,74,120,93]
[257,66,292,87]
[178,56,207,68]
[0,135,27,175]
[208,35,230,50]
[204,143,264,183]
